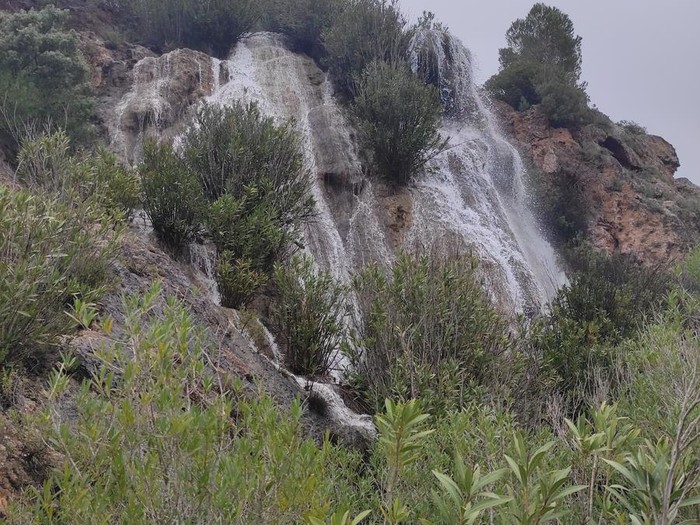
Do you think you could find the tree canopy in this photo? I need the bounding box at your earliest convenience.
[487,3,591,127]
[0,6,94,149]
[500,3,583,83]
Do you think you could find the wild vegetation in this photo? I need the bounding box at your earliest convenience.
[4,254,700,522]
[351,251,510,414]
[0,6,95,153]
[0,131,129,369]
[486,3,592,128]
[141,102,314,307]
[2,1,700,523]
[352,61,447,184]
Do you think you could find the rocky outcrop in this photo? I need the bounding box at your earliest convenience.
[106,48,217,162]
[496,102,700,265]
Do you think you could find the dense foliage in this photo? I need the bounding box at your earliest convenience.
[352,61,447,184]
[0,188,118,368]
[265,0,341,54]
[272,256,350,376]
[322,0,411,98]
[486,3,591,127]
[6,265,700,523]
[141,142,206,252]
[141,102,314,307]
[2,2,700,522]
[533,247,672,410]
[17,129,140,219]
[124,0,259,56]
[0,6,94,151]
[352,251,510,414]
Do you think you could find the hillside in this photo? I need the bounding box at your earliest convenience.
[1,1,700,523]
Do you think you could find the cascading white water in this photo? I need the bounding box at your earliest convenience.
[408,30,566,311]
[113,30,565,316]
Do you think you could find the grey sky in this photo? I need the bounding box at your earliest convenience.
[400,0,700,185]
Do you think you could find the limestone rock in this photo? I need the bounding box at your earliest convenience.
[496,101,700,266]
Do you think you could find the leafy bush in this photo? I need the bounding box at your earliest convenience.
[180,103,314,307]
[352,60,447,184]
[0,187,117,367]
[534,247,672,407]
[352,251,510,413]
[141,142,206,253]
[272,256,350,376]
[182,103,313,219]
[80,148,142,220]
[265,0,341,55]
[17,130,141,219]
[323,0,411,98]
[0,6,94,150]
[207,191,286,272]
[538,77,592,128]
[215,254,269,309]
[11,286,345,523]
[484,60,542,110]
[9,285,700,523]
[127,0,259,56]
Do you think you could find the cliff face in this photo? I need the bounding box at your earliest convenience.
[496,102,700,265]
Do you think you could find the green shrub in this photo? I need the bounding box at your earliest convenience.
[322,0,410,98]
[538,77,592,128]
[128,0,259,56]
[484,60,542,110]
[352,60,447,184]
[215,254,269,309]
[206,190,287,308]
[17,130,141,219]
[86,149,142,220]
[140,142,206,253]
[15,128,74,194]
[272,255,350,376]
[352,251,510,413]
[0,6,94,151]
[206,189,285,271]
[534,247,672,407]
[265,0,341,55]
[12,286,344,523]
[182,103,313,216]
[0,187,117,367]
[180,102,314,307]
[9,289,700,523]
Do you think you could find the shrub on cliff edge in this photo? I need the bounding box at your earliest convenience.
[352,60,447,184]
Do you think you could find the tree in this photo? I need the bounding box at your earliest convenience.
[322,0,410,98]
[352,60,447,184]
[486,3,590,127]
[499,3,582,84]
[0,6,94,151]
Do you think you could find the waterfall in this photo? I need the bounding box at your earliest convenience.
[408,29,567,311]
[114,31,565,315]
[108,30,567,429]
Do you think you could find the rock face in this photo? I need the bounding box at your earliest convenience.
[108,48,217,162]
[496,102,700,265]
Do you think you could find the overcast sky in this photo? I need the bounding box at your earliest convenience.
[400,0,700,185]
